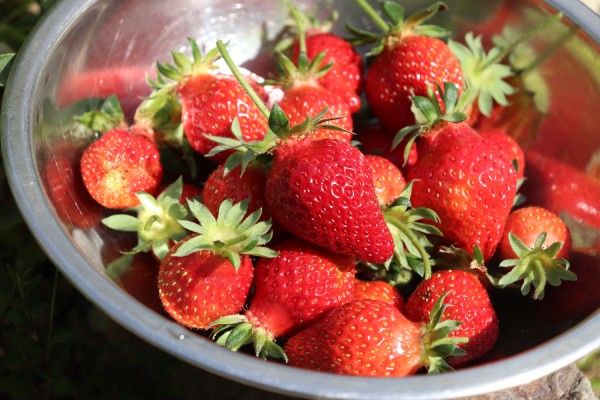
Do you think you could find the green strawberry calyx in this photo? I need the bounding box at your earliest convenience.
[204,40,351,175]
[392,82,471,165]
[421,292,468,374]
[174,198,277,270]
[75,95,126,133]
[349,1,449,55]
[102,177,189,261]
[383,181,442,280]
[498,232,576,300]
[209,315,288,362]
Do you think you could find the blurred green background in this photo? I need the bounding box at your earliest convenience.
[0,0,598,399]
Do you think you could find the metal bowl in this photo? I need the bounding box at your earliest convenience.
[2,0,600,398]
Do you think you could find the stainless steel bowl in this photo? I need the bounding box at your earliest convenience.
[2,0,600,399]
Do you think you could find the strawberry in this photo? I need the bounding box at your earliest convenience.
[499,207,571,260]
[180,183,203,203]
[209,41,394,263]
[365,155,406,206]
[287,1,363,113]
[77,97,163,210]
[405,270,499,366]
[152,41,268,158]
[44,142,104,228]
[158,199,276,329]
[354,280,404,310]
[210,238,355,360]
[357,121,418,169]
[523,150,600,229]
[350,1,462,132]
[102,178,191,261]
[202,164,267,218]
[497,211,575,300]
[285,296,466,376]
[481,129,525,179]
[401,84,518,260]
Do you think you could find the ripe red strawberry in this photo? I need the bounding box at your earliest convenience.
[44,142,103,228]
[158,199,276,329]
[404,84,518,260]
[154,41,268,158]
[357,121,418,169]
[116,253,163,314]
[210,238,355,360]
[365,155,406,206]
[354,280,404,310]
[286,2,363,113]
[405,270,499,366]
[180,183,203,203]
[499,207,571,260]
[266,138,394,263]
[80,128,162,210]
[351,2,462,132]
[202,164,267,218]
[523,151,600,229]
[285,297,466,376]
[481,129,525,179]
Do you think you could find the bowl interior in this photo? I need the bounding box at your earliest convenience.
[6,0,600,398]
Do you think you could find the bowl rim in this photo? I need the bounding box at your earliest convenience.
[2,0,600,399]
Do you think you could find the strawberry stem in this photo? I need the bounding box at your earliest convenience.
[354,0,389,32]
[285,0,308,54]
[521,24,578,76]
[216,40,270,120]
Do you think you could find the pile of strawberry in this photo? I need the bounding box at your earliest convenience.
[53,0,596,377]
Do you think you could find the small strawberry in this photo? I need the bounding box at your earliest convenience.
[499,207,571,260]
[354,280,404,310]
[400,83,518,260]
[350,1,463,132]
[365,155,406,206]
[405,270,499,366]
[287,1,363,113]
[523,151,600,229]
[210,238,355,360]
[158,199,276,329]
[102,178,190,261]
[498,229,575,300]
[209,41,394,263]
[151,40,268,158]
[285,296,466,376]
[77,97,163,210]
[357,121,418,169]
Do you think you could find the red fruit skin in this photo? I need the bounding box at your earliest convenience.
[266,138,394,263]
[481,129,526,179]
[280,85,353,142]
[407,122,518,260]
[180,183,203,203]
[80,128,163,210]
[405,270,499,366]
[119,253,163,314]
[354,280,404,311]
[44,143,104,228]
[178,74,268,159]
[523,150,600,229]
[246,238,355,337]
[357,122,418,169]
[292,33,364,113]
[285,299,422,377]
[365,155,406,206]
[499,206,571,260]
[366,36,463,133]
[202,164,267,218]
[158,237,253,329]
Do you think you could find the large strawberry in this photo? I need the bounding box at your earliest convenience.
[209,40,394,263]
[158,199,276,329]
[77,97,163,210]
[350,1,463,132]
[287,1,363,113]
[210,238,355,360]
[285,297,466,376]
[405,270,499,366]
[401,84,518,260]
